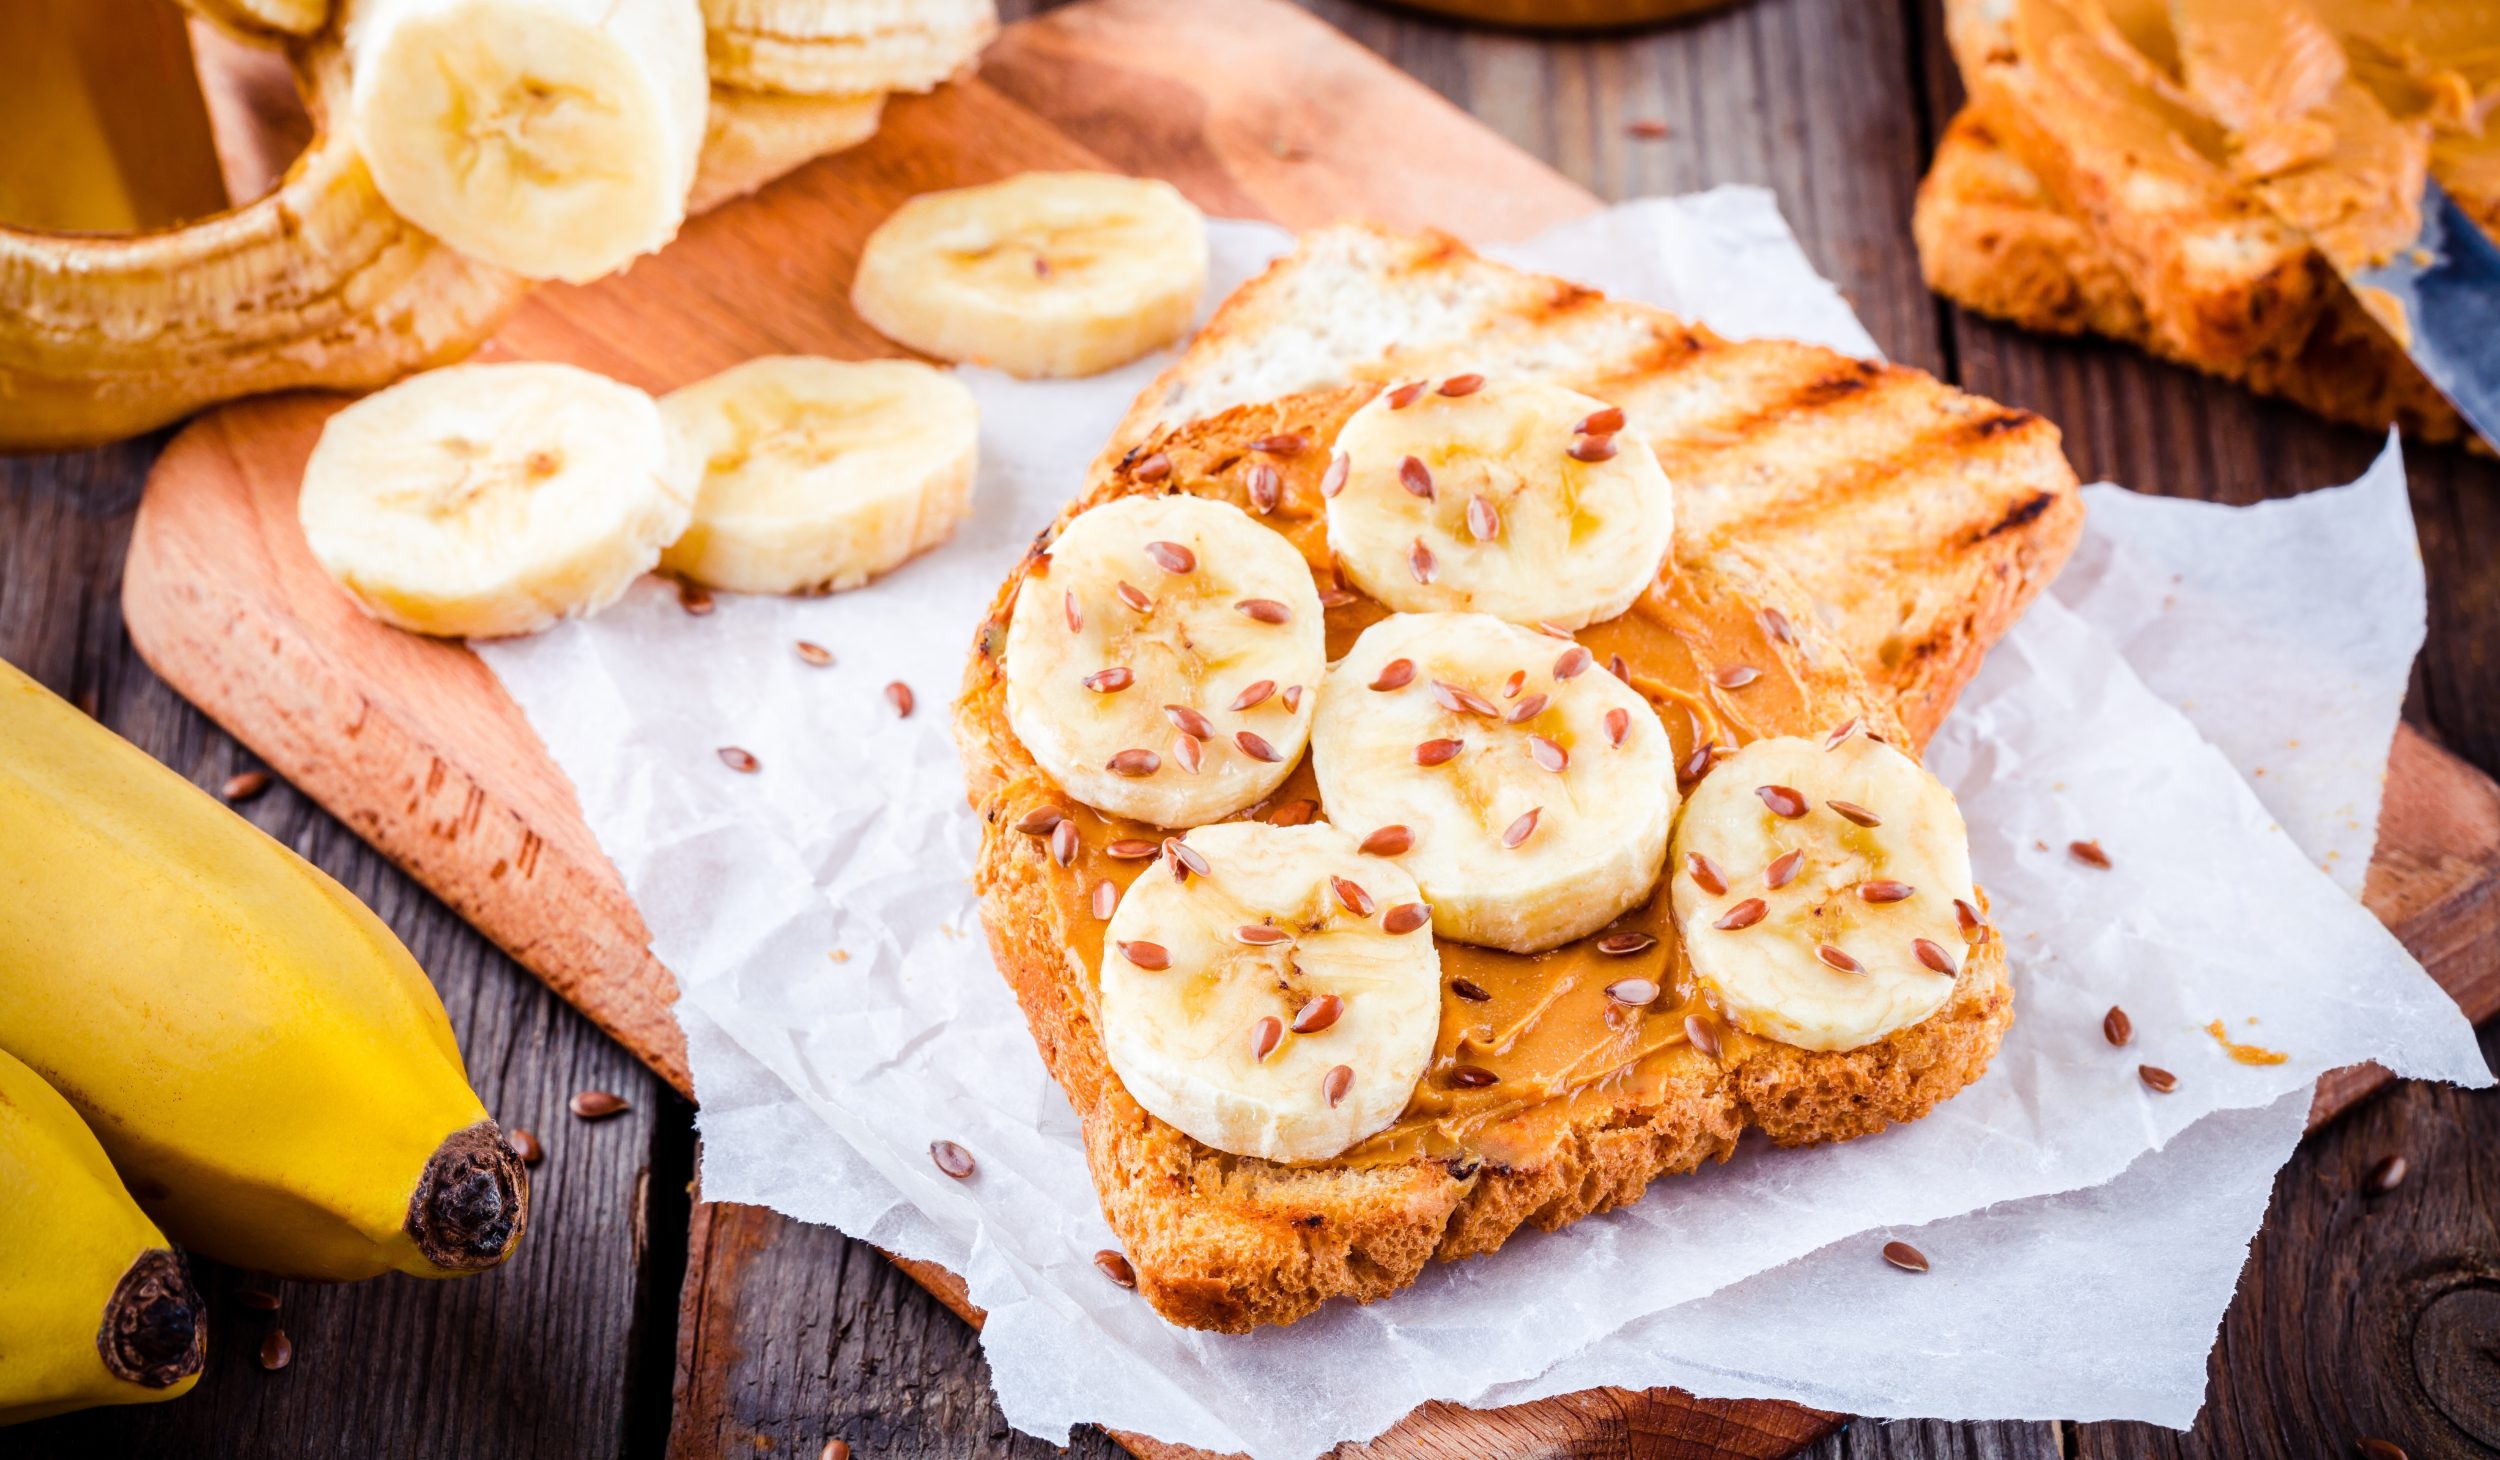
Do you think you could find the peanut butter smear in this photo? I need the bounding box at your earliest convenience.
[1011,402,1868,1173]
[2205,1019,2290,1066]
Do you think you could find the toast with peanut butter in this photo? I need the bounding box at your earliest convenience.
[951,229,2075,1332]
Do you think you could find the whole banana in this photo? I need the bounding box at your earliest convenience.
[0,660,527,1282]
[0,1045,206,1426]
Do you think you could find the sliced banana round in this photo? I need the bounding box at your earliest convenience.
[1099,821,1443,1164]
[702,0,997,97]
[1004,494,1324,826]
[1669,731,1977,1053]
[1324,377,1673,630]
[851,171,1208,379]
[659,356,977,595]
[346,0,709,285]
[1311,612,1677,954]
[300,361,695,639]
[689,87,886,214]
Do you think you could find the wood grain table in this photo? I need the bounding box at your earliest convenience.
[8,1,2498,1457]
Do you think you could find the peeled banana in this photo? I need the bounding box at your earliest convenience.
[0,659,528,1282]
[704,0,997,97]
[0,1046,206,1427]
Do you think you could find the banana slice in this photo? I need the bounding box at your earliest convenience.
[851,172,1208,379]
[345,0,709,284]
[1099,821,1443,1164]
[1004,494,1324,826]
[659,356,977,595]
[1311,612,1677,954]
[690,88,886,214]
[300,361,696,639]
[1324,377,1674,630]
[1669,730,1977,1053]
[703,0,997,97]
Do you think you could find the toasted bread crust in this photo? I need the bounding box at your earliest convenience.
[957,381,2022,1332]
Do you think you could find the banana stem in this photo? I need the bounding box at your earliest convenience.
[99,1249,206,1390]
[404,1122,530,1273]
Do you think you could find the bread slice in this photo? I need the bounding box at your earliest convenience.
[954,228,2075,1330]
[1917,107,2467,444]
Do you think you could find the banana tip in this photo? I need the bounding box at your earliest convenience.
[100,1248,206,1390]
[406,1121,530,1273]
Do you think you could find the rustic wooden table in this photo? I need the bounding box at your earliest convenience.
[10,1,2499,1456]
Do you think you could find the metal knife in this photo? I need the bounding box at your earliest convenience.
[2347,177,2500,450]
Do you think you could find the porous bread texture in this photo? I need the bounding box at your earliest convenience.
[1916,108,2467,445]
[956,386,2021,1332]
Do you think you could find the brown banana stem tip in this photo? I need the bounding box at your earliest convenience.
[99,1248,205,1389]
[405,1121,530,1272]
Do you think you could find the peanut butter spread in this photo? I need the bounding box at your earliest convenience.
[1007,399,1883,1174]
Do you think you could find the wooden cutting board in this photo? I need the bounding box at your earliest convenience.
[121,0,2500,1455]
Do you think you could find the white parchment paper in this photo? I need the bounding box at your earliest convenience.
[476,190,2491,1457]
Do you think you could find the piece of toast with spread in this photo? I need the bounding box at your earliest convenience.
[954,229,2077,1332]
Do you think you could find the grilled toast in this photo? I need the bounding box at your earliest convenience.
[952,229,2075,1331]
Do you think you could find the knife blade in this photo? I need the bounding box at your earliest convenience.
[2346,178,2500,451]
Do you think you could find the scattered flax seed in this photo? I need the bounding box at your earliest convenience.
[1626,118,1671,139]
[1282,684,1303,712]
[1331,876,1375,917]
[1398,455,1435,500]
[1293,994,1345,1034]
[1094,1250,1137,1288]
[1118,940,1170,970]
[1371,658,1417,691]
[795,640,834,667]
[1251,433,1308,456]
[1386,380,1428,409]
[1033,256,1052,278]
[1050,820,1079,867]
[1116,581,1153,614]
[1144,541,1196,575]
[2102,1006,2133,1046]
[260,1330,294,1371]
[1828,800,1880,827]
[718,746,761,774]
[2365,1155,2409,1194]
[1757,784,1808,818]
[1450,978,1492,1002]
[1597,932,1656,956]
[1318,584,1356,605]
[1236,924,1289,946]
[1686,853,1728,895]
[1107,748,1161,777]
[1762,608,1799,647]
[1554,645,1593,679]
[1569,434,1619,464]
[1712,665,1761,689]
[1362,825,1415,856]
[1320,452,1351,498]
[1383,902,1432,935]
[1609,654,1631,683]
[1913,938,1958,975]
[1823,718,1858,750]
[1501,808,1542,848]
[1173,733,1204,773]
[1715,899,1767,931]
[1684,1014,1722,1060]
[1106,838,1160,859]
[1955,898,1987,940]
[1765,850,1805,889]
[237,1286,282,1312]
[1415,737,1465,767]
[1606,977,1662,1006]
[1439,373,1486,397]
[1323,1064,1355,1107]
[1064,589,1084,633]
[1432,680,1499,717]
[1467,495,1501,541]
[1680,740,1717,784]
[1165,703,1216,738]
[1528,735,1568,773]
[1507,692,1549,724]
[1605,708,1632,747]
[1502,670,1527,698]
[1083,666,1135,693]
[2138,1065,2178,1094]
[2355,1441,2410,1460]
[1860,880,1914,904]
[929,1140,977,1178]
[2069,839,2112,869]
[1231,679,1277,711]
[1166,838,1211,879]
[1235,730,1283,763]
[886,681,915,718]
[1091,880,1119,919]
[1409,538,1437,584]
[1133,452,1172,483]
[822,1440,853,1460]
[220,770,272,803]
[1575,406,1626,436]
[570,1090,628,1120]
[1881,1241,1930,1273]
[1245,463,1283,515]
[1450,1065,1500,1088]
[1816,944,1862,973]
[677,580,714,615]
[1267,798,1318,827]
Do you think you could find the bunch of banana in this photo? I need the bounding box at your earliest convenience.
[0,658,528,1291]
[0,1047,206,1426]
[1,0,998,452]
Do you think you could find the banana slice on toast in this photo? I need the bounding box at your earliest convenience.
[1312,612,1677,954]
[1670,730,1977,1052]
[1099,821,1442,1164]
